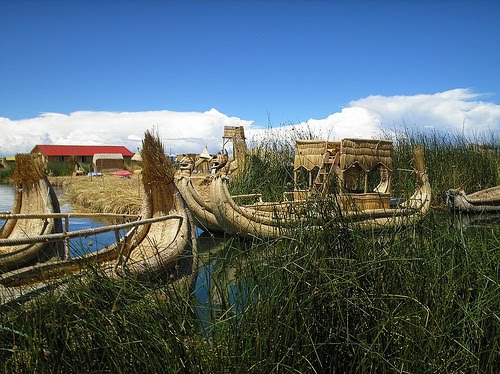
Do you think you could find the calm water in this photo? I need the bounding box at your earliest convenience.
[1,182,226,325]
[0,183,125,257]
[0,184,14,213]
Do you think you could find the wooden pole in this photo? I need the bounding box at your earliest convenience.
[64,216,70,259]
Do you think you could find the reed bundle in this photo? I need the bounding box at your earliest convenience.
[12,154,45,187]
[140,129,176,216]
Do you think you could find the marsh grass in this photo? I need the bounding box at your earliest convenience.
[1,270,203,373]
[45,161,74,177]
[0,130,498,373]
[197,210,499,373]
[391,130,499,206]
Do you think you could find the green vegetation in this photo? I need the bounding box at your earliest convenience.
[0,165,14,183]
[390,130,499,206]
[45,161,74,177]
[1,131,498,373]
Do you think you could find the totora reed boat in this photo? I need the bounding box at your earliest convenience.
[446,185,500,213]
[0,154,63,272]
[0,130,197,297]
[210,139,431,238]
[175,125,247,233]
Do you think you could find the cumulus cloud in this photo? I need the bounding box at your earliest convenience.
[0,88,498,156]
[351,89,500,133]
[0,108,253,156]
[249,88,500,143]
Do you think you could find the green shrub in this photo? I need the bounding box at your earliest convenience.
[45,161,74,177]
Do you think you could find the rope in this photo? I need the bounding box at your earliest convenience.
[0,212,141,220]
[0,215,183,247]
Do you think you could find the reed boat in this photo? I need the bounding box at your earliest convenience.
[446,185,500,213]
[175,125,247,233]
[210,139,431,238]
[0,131,197,292]
[0,154,63,272]
[176,174,222,232]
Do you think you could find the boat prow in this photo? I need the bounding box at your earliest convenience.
[446,185,500,213]
[0,154,63,272]
[176,174,222,233]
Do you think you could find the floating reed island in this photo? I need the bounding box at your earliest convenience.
[0,129,498,373]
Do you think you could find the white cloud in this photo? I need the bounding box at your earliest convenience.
[0,89,498,157]
[350,88,500,134]
[0,108,253,156]
[247,88,500,143]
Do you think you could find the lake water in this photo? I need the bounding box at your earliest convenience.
[1,182,225,325]
[0,183,126,257]
[0,184,14,213]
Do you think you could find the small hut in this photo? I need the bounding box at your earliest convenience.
[194,146,212,174]
[92,153,124,172]
[131,149,142,162]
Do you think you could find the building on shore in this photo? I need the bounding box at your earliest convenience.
[31,145,134,165]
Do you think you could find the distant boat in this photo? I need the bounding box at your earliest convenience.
[446,185,500,213]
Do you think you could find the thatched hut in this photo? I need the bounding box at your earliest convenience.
[92,153,124,172]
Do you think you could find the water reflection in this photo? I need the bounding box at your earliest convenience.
[194,232,254,331]
[54,188,127,257]
[451,211,500,230]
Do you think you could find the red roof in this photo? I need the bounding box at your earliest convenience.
[32,145,134,157]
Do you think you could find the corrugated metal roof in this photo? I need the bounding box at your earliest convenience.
[32,145,134,157]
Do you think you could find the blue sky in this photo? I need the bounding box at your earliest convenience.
[1,1,499,155]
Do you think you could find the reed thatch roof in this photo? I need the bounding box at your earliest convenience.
[339,139,392,172]
[199,146,211,159]
[293,140,340,171]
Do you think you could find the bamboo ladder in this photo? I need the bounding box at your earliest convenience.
[310,151,340,198]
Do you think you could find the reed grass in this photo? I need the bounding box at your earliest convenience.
[390,129,499,206]
[0,129,498,373]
